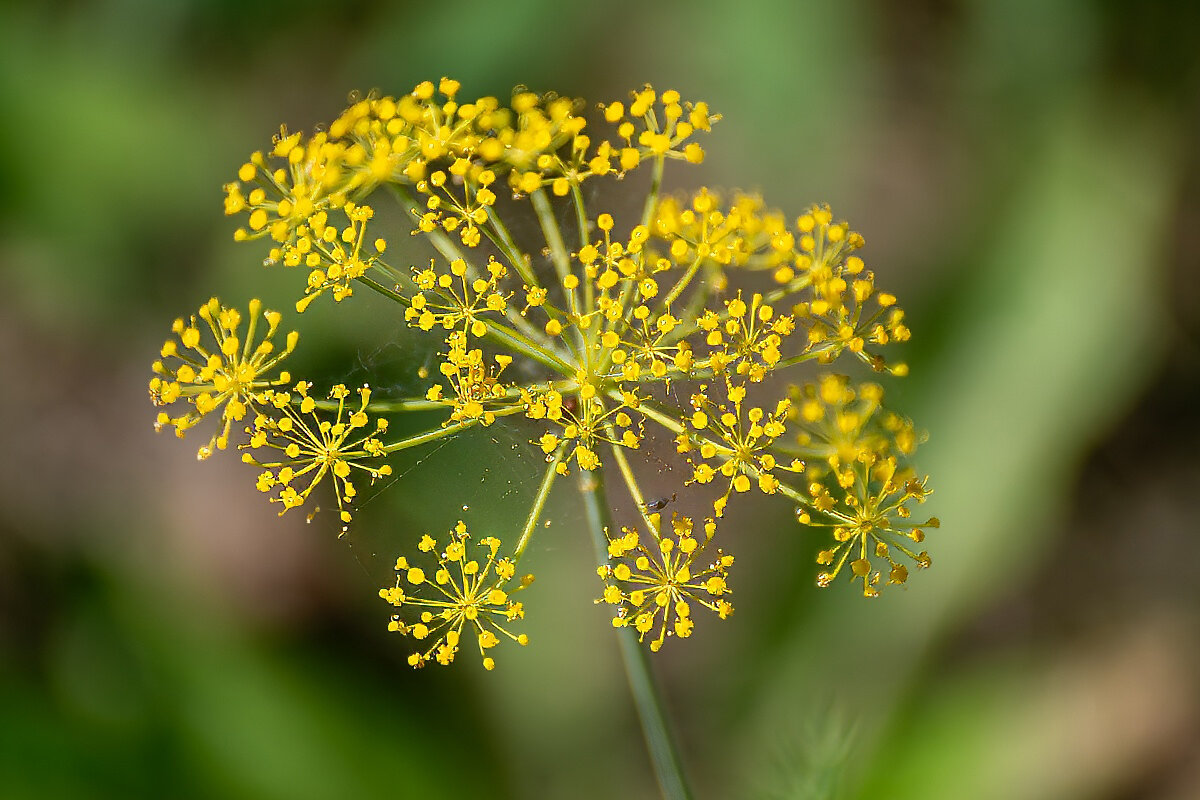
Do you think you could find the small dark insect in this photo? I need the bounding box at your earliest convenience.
[642,492,677,512]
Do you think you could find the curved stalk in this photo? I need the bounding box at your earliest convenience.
[378,405,525,455]
[356,274,410,306]
[531,188,573,282]
[640,155,665,230]
[531,188,588,358]
[485,205,542,290]
[569,183,595,313]
[602,427,662,535]
[311,397,445,414]
[511,441,567,563]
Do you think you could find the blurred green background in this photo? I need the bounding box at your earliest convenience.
[2,0,1198,798]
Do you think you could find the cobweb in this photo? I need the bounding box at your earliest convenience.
[296,178,757,590]
[288,312,543,586]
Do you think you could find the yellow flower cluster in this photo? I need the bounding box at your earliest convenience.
[276,202,387,313]
[805,456,937,597]
[789,375,918,482]
[529,385,643,476]
[149,298,297,459]
[597,513,733,652]
[652,190,793,291]
[406,256,509,336]
[380,521,531,670]
[225,79,718,254]
[151,78,940,669]
[241,382,392,526]
[784,375,937,595]
[678,377,805,518]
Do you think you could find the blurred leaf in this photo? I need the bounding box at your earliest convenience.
[857,621,1195,800]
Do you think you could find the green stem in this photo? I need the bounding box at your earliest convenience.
[379,406,524,454]
[776,349,825,369]
[485,318,576,375]
[774,478,852,525]
[356,275,410,306]
[659,253,706,311]
[531,189,573,283]
[531,188,587,359]
[641,156,665,231]
[311,397,445,414]
[511,441,566,563]
[316,376,585,416]
[569,182,595,313]
[602,429,661,534]
[577,467,695,800]
[367,258,408,288]
[485,206,542,290]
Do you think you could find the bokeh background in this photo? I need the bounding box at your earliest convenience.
[2,0,1199,798]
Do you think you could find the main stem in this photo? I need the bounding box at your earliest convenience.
[576,467,695,800]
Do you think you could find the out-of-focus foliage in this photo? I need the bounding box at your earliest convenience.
[2,0,1198,798]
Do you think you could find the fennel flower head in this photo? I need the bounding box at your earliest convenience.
[149,78,939,670]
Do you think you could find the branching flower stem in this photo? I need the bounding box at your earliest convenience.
[532,189,573,282]
[312,397,444,413]
[152,78,939,788]
[356,274,411,306]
